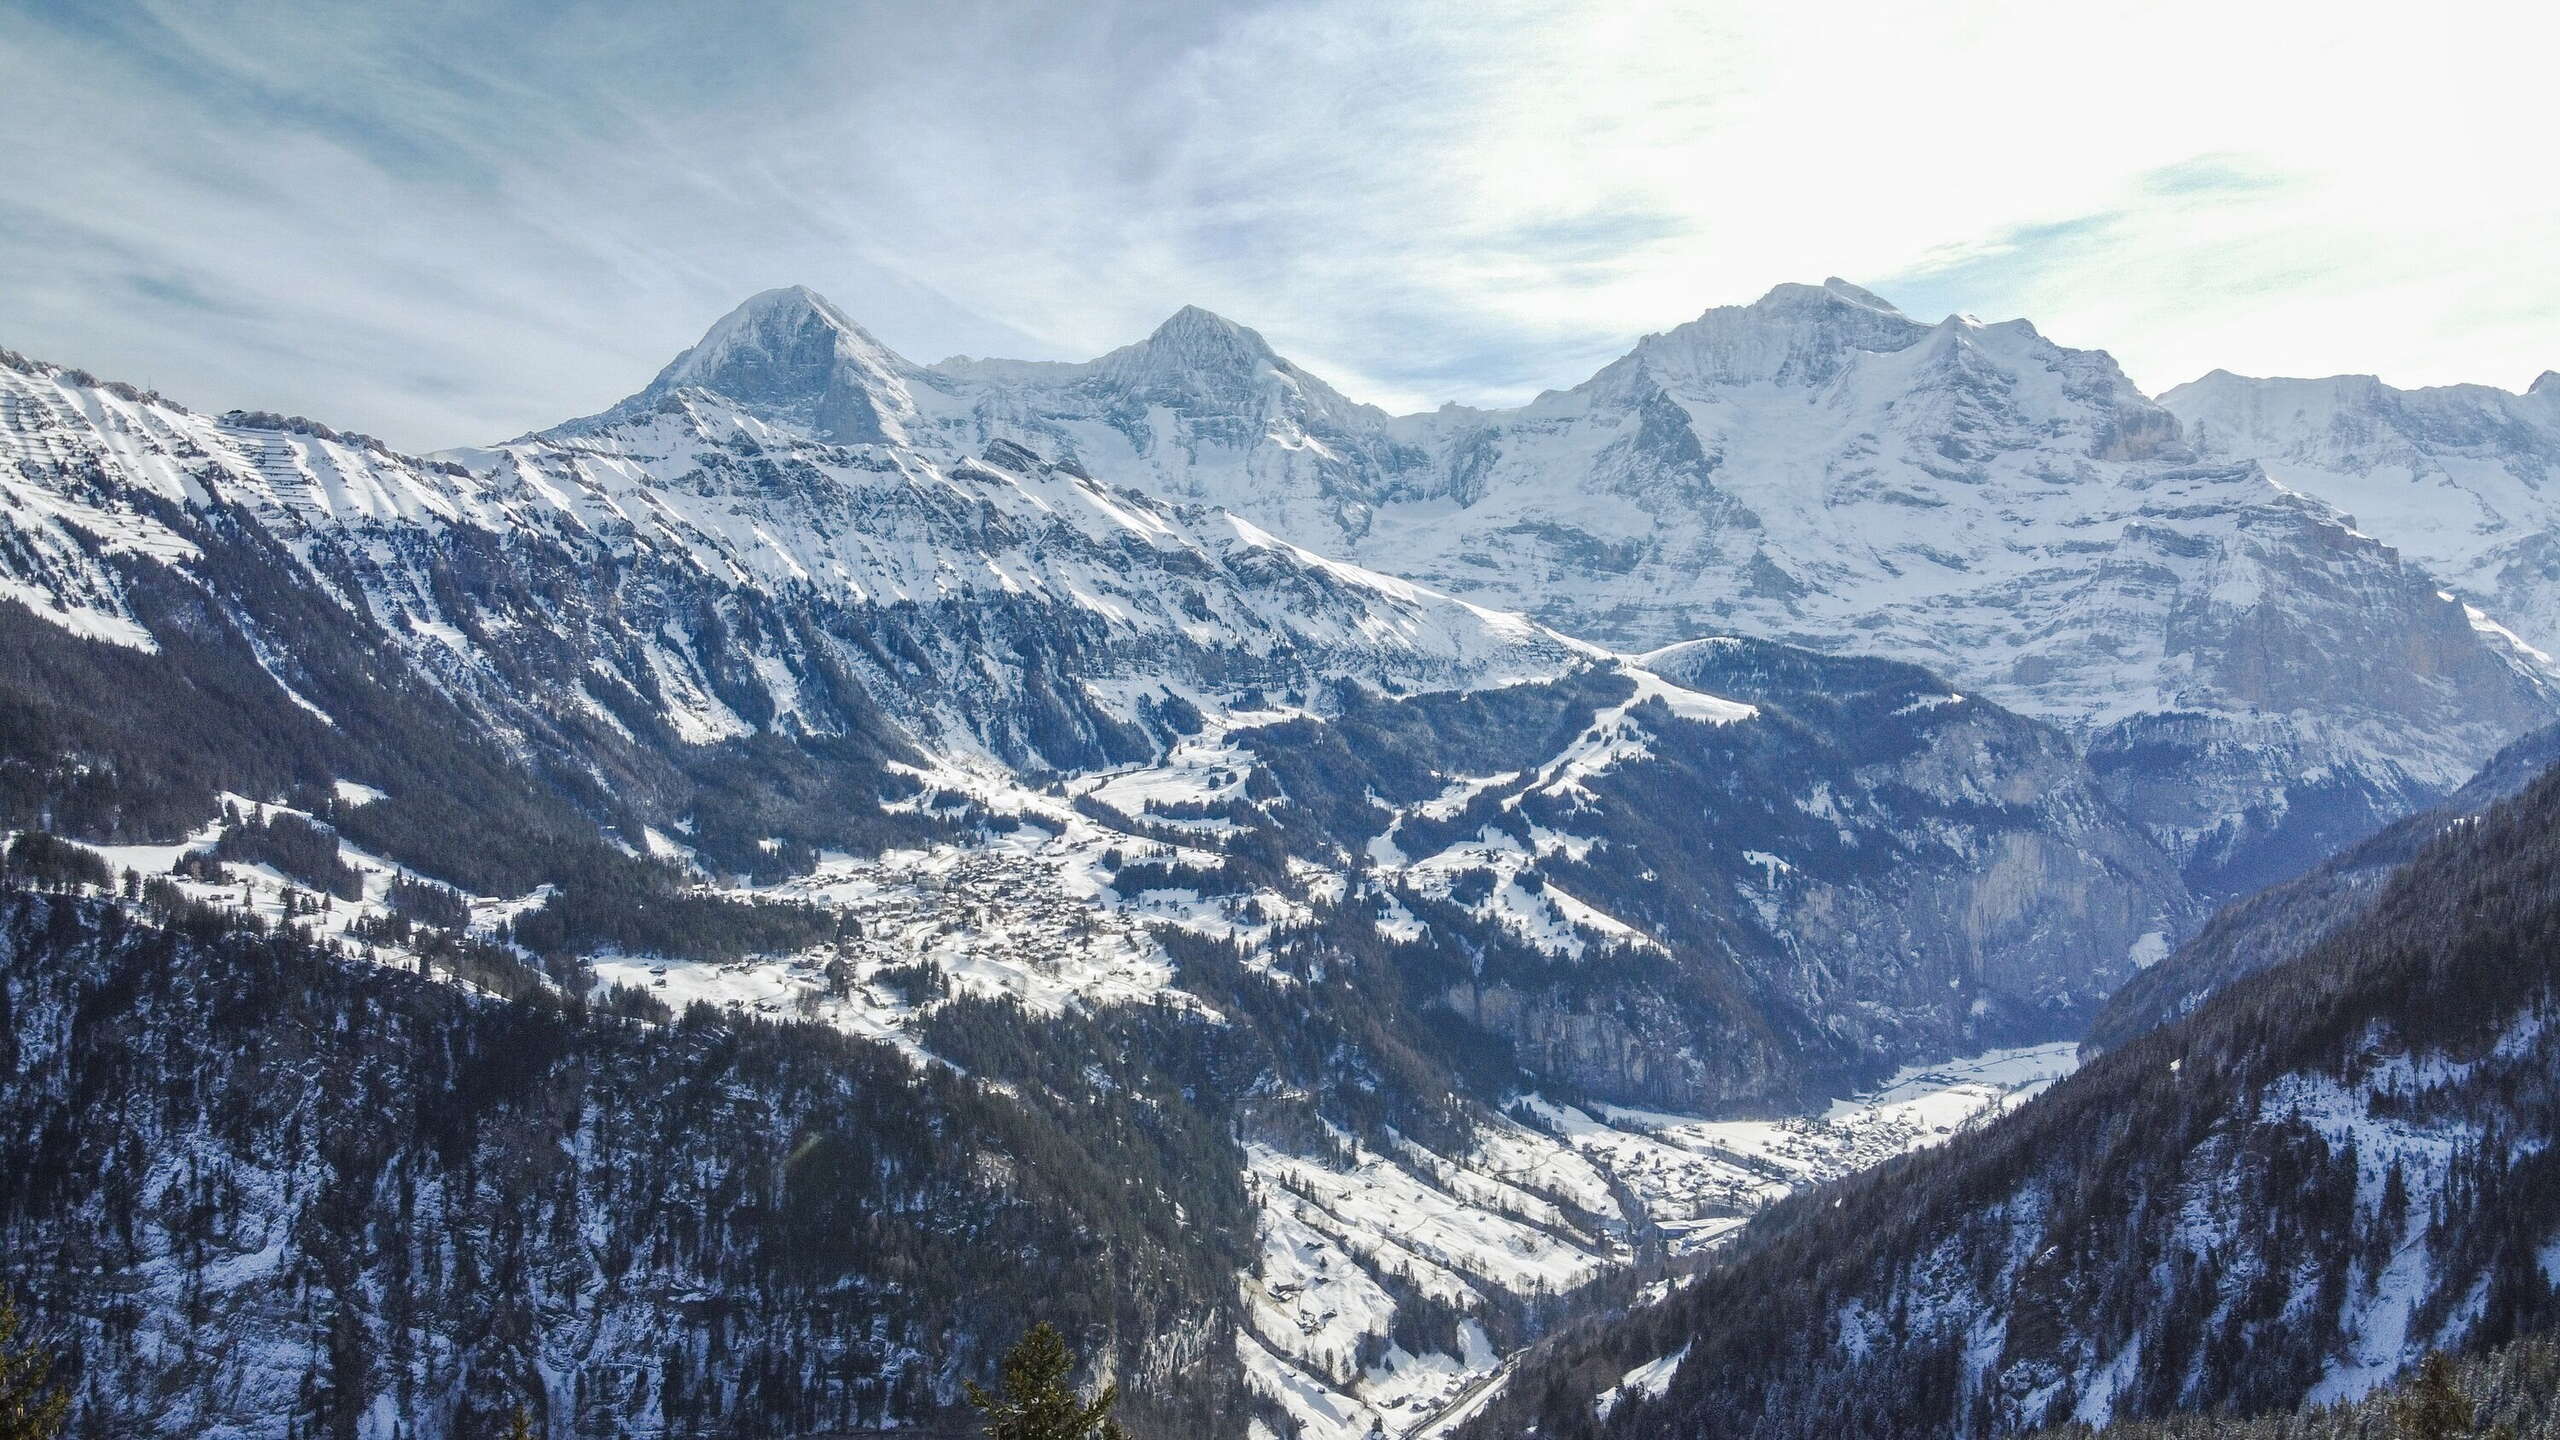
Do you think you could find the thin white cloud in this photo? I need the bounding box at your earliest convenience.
[0,0,2551,449]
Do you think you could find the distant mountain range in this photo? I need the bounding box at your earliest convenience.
[565,280,2560,895]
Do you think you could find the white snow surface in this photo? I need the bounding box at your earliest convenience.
[1593,1343,1689,1420]
[1237,1046,2079,1437]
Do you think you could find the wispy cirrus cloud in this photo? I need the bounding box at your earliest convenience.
[1,0,2552,449]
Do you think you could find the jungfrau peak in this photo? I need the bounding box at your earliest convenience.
[1592,276,1935,390]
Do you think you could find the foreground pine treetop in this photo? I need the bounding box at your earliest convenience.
[0,1293,69,1440]
[965,1324,1127,1440]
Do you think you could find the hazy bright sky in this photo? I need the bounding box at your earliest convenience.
[2,0,2552,450]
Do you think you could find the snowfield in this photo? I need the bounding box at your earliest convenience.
[1235,1046,2078,1437]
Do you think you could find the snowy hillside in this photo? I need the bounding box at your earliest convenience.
[0,321,2196,1106]
[11,278,2551,1437]
[1464,753,2560,1440]
[0,341,1578,765]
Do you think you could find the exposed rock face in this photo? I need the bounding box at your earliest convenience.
[2085,716,2560,1053]
[1635,639,2191,1054]
[2161,367,2560,652]
[1440,981,1759,1108]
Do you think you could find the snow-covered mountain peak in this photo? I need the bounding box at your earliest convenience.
[1146,302,1269,353]
[1574,279,2171,469]
[615,285,924,445]
[1091,304,1309,400]
[1594,277,1932,394]
[2531,369,2560,399]
[714,281,846,329]
[1757,276,1906,316]
[648,286,890,391]
[2160,365,2560,663]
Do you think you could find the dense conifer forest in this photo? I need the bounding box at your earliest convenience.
[0,888,1257,1438]
[2041,1333,2560,1440]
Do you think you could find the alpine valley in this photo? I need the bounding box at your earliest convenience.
[2,279,2555,1440]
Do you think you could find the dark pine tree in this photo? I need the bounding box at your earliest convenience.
[2392,1352,2474,1440]
[0,1292,69,1440]
[963,1324,1127,1440]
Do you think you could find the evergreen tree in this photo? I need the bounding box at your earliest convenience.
[2392,1351,2473,1440]
[0,1292,69,1440]
[504,1404,535,1440]
[964,1324,1126,1440]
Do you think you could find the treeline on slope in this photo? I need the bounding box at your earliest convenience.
[2038,1333,2560,1440]
[0,493,615,887]
[1055,664,1884,1115]
[1101,831,1705,1093]
[6,821,559,999]
[1210,670,1864,1109]
[1066,667,1842,1118]
[0,887,1257,1440]
[208,804,363,900]
[2086,717,2560,1054]
[2,833,111,892]
[1145,913,1643,1359]
[1465,758,2560,1440]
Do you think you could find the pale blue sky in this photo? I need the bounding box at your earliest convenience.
[2,0,2552,450]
